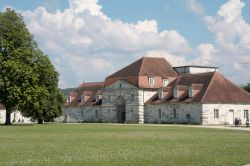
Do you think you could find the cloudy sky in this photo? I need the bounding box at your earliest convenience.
[1,0,250,88]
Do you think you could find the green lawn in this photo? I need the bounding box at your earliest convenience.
[0,124,249,166]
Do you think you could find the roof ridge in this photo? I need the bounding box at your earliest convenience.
[200,72,219,103]
[138,57,145,76]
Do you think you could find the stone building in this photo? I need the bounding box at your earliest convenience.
[0,104,31,124]
[60,57,250,125]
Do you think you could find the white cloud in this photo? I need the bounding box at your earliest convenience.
[204,0,250,83]
[11,0,250,87]
[193,44,216,65]
[186,0,205,15]
[20,0,196,87]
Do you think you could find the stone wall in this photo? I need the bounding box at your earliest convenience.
[202,103,250,125]
[57,106,102,123]
[145,103,202,124]
[101,80,157,123]
[0,110,31,124]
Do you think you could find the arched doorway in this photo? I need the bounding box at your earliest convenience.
[115,96,126,123]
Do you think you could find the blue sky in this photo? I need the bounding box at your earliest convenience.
[1,0,250,87]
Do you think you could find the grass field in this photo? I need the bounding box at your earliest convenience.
[0,124,249,166]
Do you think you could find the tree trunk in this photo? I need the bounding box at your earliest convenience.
[4,110,11,125]
[37,118,44,124]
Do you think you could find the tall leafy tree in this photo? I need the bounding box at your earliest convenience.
[0,9,64,125]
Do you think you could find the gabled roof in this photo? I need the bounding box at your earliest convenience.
[104,57,178,88]
[64,82,103,108]
[147,72,250,104]
[201,72,250,103]
[108,57,177,78]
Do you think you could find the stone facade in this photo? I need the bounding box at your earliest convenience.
[201,103,250,125]
[145,103,202,124]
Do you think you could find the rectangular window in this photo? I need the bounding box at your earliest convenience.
[173,88,178,98]
[95,110,98,118]
[108,109,110,118]
[214,109,219,118]
[108,95,111,103]
[158,109,162,119]
[163,79,169,87]
[188,86,192,97]
[80,95,85,102]
[131,94,134,102]
[173,109,177,118]
[244,110,249,119]
[149,78,155,86]
[67,96,72,103]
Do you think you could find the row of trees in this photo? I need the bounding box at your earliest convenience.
[0,9,64,125]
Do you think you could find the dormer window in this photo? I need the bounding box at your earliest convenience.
[163,79,169,87]
[67,96,72,103]
[188,86,192,98]
[95,95,99,102]
[149,78,155,87]
[173,88,178,98]
[80,95,85,102]
[158,90,164,100]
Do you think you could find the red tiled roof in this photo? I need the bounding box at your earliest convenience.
[64,82,103,108]
[104,57,178,88]
[147,72,250,104]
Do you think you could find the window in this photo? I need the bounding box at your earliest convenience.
[81,110,84,119]
[158,90,164,100]
[149,78,155,86]
[244,110,249,119]
[188,86,192,97]
[80,95,85,102]
[173,88,178,98]
[95,110,98,118]
[158,109,162,119]
[67,96,72,103]
[119,83,122,88]
[163,79,169,87]
[173,109,177,118]
[131,94,134,102]
[95,95,99,102]
[214,109,219,118]
[108,95,111,103]
[108,109,110,118]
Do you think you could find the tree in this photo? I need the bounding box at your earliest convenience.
[243,83,250,93]
[0,9,64,125]
[18,55,64,124]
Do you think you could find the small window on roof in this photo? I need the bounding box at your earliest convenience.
[158,90,164,100]
[80,95,85,102]
[163,79,169,87]
[149,78,155,87]
[188,86,192,98]
[173,88,178,98]
[67,96,72,103]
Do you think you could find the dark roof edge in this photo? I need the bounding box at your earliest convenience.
[174,65,219,69]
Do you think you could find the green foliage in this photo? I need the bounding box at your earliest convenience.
[0,9,64,124]
[60,87,75,97]
[0,124,250,165]
[243,83,250,93]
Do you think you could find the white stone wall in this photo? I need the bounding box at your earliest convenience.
[145,103,202,124]
[102,80,141,123]
[202,103,250,125]
[58,106,102,123]
[0,110,31,124]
